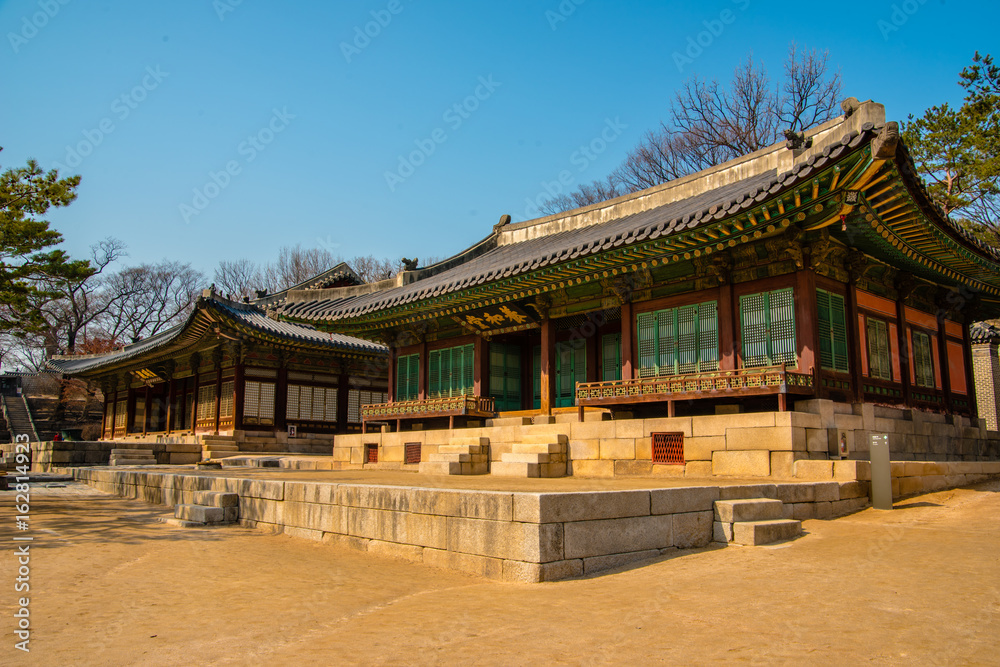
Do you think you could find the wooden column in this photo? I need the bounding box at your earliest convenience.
[125,387,136,434]
[718,283,736,371]
[337,366,350,433]
[846,284,864,402]
[540,318,555,415]
[275,363,288,432]
[895,300,912,407]
[418,340,428,400]
[142,386,151,436]
[936,309,953,413]
[100,391,109,439]
[233,363,245,431]
[962,316,979,421]
[795,269,819,379]
[620,301,634,380]
[473,337,486,397]
[165,377,175,435]
[214,365,223,435]
[107,387,117,440]
[387,346,397,403]
[190,371,200,432]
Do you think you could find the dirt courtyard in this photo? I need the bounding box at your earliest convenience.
[2,480,998,665]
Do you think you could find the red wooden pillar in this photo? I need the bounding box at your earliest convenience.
[142,386,151,436]
[165,377,175,435]
[718,284,736,371]
[620,301,634,380]
[473,337,486,397]
[936,310,953,413]
[190,371,200,432]
[846,285,864,402]
[540,318,555,415]
[387,346,397,403]
[125,387,136,434]
[233,363,245,431]
[418,340,428,400]
[214,366,223,435]
[110,388,119,439]
[895,300,912,407]
[795,270,819,380]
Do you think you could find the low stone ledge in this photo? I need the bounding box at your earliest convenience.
[513,490,650,523]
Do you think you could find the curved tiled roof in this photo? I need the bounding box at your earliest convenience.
[48,293,386,376]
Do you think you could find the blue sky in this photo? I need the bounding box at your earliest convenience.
[2,0,996,280]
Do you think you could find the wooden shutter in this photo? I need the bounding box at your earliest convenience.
[637,312,656,377]
[740,292,769,367]
[602,333,622,381]
[532,345,541,409]
[830,292,849,372]
[656,309,676,376]
[286,384,300,419]
[698,301,719,371]
[428,349,441,398]
[913,331,934,387]
[676,305,698,374]
[769,288,797,366]
[461,344,474,396]
[817,289,833,369]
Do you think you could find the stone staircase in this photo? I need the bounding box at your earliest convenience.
[201,435,240,459]
[109,448,157,466]
[2,395,39,443]
[419,437,490,475]
[492,434,568,478]
[713,498,802,546]
[165,491,239,527]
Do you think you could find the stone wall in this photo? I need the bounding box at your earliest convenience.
[335,402,1000,479]
[69,468,875,582]
[972,341,1000,431]
[2,440,200,471]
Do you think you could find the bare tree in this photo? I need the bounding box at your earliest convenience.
[99,261,204,344]
[542,44,842,214]
[263,245,339,291]
[214,258,264,300]
[349,255,401,283]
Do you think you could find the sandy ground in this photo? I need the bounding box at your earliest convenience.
[1,479,998,665]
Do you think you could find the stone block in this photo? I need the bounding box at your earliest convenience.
[447,517,563,563]
[813,482,840,502]
[713,521,733,543]
[685,461,713,477]
[367,539,424,563]
[714,498,784,523]
[568,459,615,477]
[570,421,616,441]
[805,428,828,453]
[418,461,463,475]
[503,453,550,464]
[898,477,924,496]
[614,460,654,476]
[501,559,583,583]
[491,461,540,477]
[634,437,652,460]
[348,507,448,550]
[192,490,239,507]
[569,439,600,460]
[642,417,693,437]
[718,484,778,500]
[712,451,770,477]
[615,419,645,439]
[563,515,673,559]
[726,427,806,452]
[582,549,660,575]
[513,490,650,523]
[283,526,324,542]
[904,462,929,476]
[683,436,725,461]
[175,504,224,524]
[239,497,283,525]
[791,502,816,520]
[511,443,562,454]
[774,483,814,504]
[732,519,801,546]
[774,412,822,429]
[283,502,347,533]
[650,486,720,515]
[770,451,802,479]
[239,479,284,500]
[599,438,635,460]
[321,533,370,552]
[692,412,775,437]
[671,511,714,548]
[422,548,504,580]
[285,482,338,505]
[837,481,866,500]
[830,497,869,517]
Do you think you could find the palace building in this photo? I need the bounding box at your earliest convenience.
[272,99,1000,476]
[49,289,388,454]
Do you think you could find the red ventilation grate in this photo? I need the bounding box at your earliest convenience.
[366,444,379,463]
[404,443,421,465]
[651,432,684,465]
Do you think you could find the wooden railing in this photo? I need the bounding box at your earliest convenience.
[361,395,496,424]
[576,364,814,407]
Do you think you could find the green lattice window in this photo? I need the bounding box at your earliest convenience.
[429,344,474,398]
[817,289,849,372]
[637,302,719,377]
[489,342,522,411]
[396,353,419,401]
[556,340,587,407]
[912,330,935,388]
[602,333,622,381]
[740,288,797,368]
[866,318,892,381]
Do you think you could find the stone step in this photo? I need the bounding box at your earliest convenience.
[168,453,202,465]
[731,519,802,546]
[110,448,155,457]
[485,417,533,427]
[109,458,157,466]
[714,498,784,523]
[201,435,235,442]
[515,434,569,446]
[491,461,541,478]
[203,443,239,451]
[511,443,564,454]
[502,452,550,464]
[429,452,472,463]
[418,460,488,476]
[448,437,490,448]
[437,445,485,455]
[174,504,233,524]
[192,491,239,508]
[165,444,202,454]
